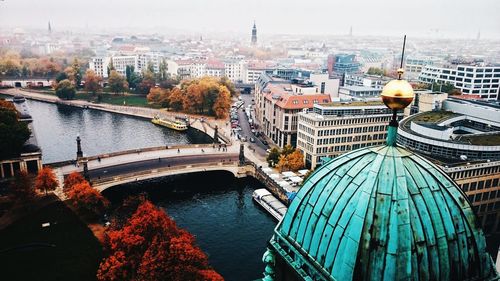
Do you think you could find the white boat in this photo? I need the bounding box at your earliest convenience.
[252,189,287,221]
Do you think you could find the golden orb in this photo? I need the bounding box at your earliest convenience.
[381,79,414,110]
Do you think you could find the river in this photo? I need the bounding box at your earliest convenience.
[16,98,276,280]
[24,99,212,163]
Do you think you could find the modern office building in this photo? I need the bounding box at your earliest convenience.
[254,74,331,147]
[405,56,439,80]
[89,57,111,78]
[404,90,448,116]
[419,63,500,100]
[338,85,382,99]
[344,73,391,89]
[296,101,401,168]
[309,73,340,98]
[327,54,361,75]
[397,97,500,235]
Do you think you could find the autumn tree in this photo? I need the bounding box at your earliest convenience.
[108,70,128,94]
[266,147,280,167]
[219,77,237,97]
[146,87,169,108]
[35,166,59,195]
[0,100,30,158]
[66,181,109,216]
[212,85,231,119]
[84,69,102,96]
[169,88,184,111]
[63,171,86,191]
[136,70,155,95]
[97,201,222,281]
[276,148,304,172]
[10,170,36,203]
[55,79,76,100]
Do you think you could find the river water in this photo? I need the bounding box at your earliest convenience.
[17,98,277,280]
[24,99,211,163]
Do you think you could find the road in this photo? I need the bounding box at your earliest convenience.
[236,93,268,158]
[88,153,239,180]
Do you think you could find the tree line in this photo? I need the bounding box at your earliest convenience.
[266,145,305,172]
[146,76,234,119]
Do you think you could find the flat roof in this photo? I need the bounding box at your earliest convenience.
[318,100,385,107]
[340,86,382,92]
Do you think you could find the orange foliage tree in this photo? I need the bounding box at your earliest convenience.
[66,181,109,216]
[84,69,103,95]
[97,201,223,281]
[146,76,232,119]
[63,171,86,191]
[35,166,59,195]
[277,149,304,172]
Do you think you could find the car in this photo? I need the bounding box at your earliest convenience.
[251,129,256,134]
[266,149,271,153]
[231,124,237,128]
[241,137,247,142]
[250,137,255,143]
[261,140,268,145]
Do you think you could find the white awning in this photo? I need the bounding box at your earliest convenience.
[297,169,309,176]
[281,171,296,178]
[269,174,279,179]
[289,176,303,183]
[262,167,273,173]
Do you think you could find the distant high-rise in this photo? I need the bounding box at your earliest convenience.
[477,30,481,40]
[349,26,352,36]
[48,21,52,34]
[251,21,257,45]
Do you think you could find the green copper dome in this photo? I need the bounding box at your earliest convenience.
[266,132,498,280]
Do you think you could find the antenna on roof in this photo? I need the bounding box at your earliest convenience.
[398,35,406,80]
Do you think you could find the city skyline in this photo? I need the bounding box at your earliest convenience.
[0,0,499,39]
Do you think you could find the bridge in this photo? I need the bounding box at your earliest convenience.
[50,143,259,192]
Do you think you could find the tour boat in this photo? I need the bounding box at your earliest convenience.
[151,116,188,131]
[252,189,287,221]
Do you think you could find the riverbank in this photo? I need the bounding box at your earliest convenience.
[0,88,232,144]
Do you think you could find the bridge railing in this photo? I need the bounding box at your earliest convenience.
[91,160,240,186]
[46,143,220,168]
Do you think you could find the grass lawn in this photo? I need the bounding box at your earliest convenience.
[0,199,103,281]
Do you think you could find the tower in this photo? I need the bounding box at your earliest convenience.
[48,21,52,34]
[251,21,257,45]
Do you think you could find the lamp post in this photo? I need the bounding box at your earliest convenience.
[76,134,83,159]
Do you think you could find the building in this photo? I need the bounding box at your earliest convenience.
[0,97,42,179]
[419,63,500,100]
[111,56,138,76]
[89,57,111,78]
[404,90,448,116]
[297,101,401,168]
[397,98,500,235]
[254,74,331,147]
[224,59,247,83]
[251,22,257,45]
[338,85,382,99]
[309,73,340,98]
[262,89,498,281]
[344,73,391,89]
[329,54,361,74]
[405,56,439,80]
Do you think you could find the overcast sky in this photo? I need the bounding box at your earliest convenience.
[0,0,499,39]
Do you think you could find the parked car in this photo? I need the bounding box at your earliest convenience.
[241,136,248,142]
[250,137,255,143]
[261,139,268,145]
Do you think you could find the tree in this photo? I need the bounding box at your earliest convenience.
[108,70,128,94]
[429,82,457,94]
[97,201,222,281]
[10,170,36,203]
[107,57,115,77]
[219,77,237,97]
[281,145,295,156]
[63,171,86,191]
[168,88,184,111]
[366,67,385,76]
[55,71,68,83]
[35,166,59,195]
[84,69,102,96]
[276,148,304,172]
[136,70,156,95]
[0,100,30,158]
[66,181,110,216]
[212,85,231,119]
[287,149,305,171]
[266,147,280,167]
[146,87,169,108]
[55,79,76,100]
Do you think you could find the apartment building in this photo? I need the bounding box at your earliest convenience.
[344,73,391,89]
[254,74,331,147]
[297,101,401,168]
[89,57,111,78]
[419,63,500,100]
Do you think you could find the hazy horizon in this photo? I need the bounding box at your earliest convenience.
[0,0,499,39]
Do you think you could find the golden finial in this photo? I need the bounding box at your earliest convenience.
[381,35,414,111]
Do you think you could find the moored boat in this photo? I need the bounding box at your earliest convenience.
[151,116,188,131]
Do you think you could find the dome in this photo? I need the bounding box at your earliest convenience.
[267,141,497,280]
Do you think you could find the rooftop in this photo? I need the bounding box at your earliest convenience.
[319,100,384,107]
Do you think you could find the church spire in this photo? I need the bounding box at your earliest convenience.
[251,21,257,45]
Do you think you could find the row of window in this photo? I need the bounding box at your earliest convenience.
[318,125,387,137]
[451,166,500,180]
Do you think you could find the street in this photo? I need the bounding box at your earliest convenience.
[236,93,268,158]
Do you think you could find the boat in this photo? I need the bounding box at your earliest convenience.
[252,188,287,221]
[151,116,188,131]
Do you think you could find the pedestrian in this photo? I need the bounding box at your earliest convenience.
[97,156,101,162]
[178,148,180,153]
[158,157,161,162]
[201,149,205,153]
